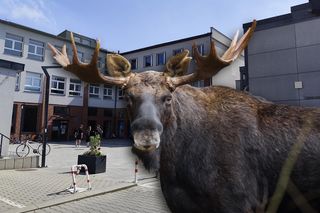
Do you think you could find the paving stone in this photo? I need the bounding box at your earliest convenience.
[1,140,157,212]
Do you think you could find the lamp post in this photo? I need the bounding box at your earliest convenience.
[113,86,118,138]
[41,65,61,167]
[19,104,24,142]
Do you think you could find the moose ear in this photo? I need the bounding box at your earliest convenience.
[106,54,132,77]
[163,50,192,77]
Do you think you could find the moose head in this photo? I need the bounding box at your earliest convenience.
[48,21,256,153]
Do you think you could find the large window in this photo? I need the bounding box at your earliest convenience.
[21,105,38,132]
[89,84,100,98]
[28,39,44,61]
[143,55,153,67]
[77,51,84,62]
[129,58,138,70]
[24,72,42,92]
[4,33,23,57]
[103,85,113,99]
[197,44,204,55]
[118,88,124,100]
[69,79,81,96]
[156,52,166,66]
[88,107,98,116]
[51,76,65,95]
[53,106,69,115]
[173,48,183,56]
[97,57,102,68]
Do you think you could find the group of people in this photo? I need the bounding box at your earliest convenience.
[74,124,103,148]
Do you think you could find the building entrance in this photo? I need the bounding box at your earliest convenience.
[51,120,68,141]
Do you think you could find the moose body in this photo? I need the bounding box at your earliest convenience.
[154,85,320,212]
[49,20,320,212]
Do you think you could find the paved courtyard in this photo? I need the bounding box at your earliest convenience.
[0,139,170,213]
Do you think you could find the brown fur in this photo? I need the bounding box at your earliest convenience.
[128,71,320,213]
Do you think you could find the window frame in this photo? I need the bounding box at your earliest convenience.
[24,71,42,93]
[103,85,113,99]
[4,33,24,57]
[143,55,153,68]
[129,58,138,70]
[118,88,124,100]
[51,75,66,95]
[27,39,45,61]
[69,79,82,96]
[197,44,205,56]
[156,52,166,66]
[89,83,100,98]
[172,48,183,56]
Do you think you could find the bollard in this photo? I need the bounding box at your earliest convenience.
[68,164,92,193]
[134,159,138,183]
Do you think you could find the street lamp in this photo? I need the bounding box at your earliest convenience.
[19,104,24,142]
[41,65,61,167]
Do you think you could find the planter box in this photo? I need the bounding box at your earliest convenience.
[77,155,106,174]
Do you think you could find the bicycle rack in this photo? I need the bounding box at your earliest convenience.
[67,164,92,194]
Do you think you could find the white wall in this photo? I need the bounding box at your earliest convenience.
[123,33,244,89]
[0,68,19,156]
[0,23,112,108]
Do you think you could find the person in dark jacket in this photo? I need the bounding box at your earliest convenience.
[74,124,84,148]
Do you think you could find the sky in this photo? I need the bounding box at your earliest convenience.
[0,0,308,53]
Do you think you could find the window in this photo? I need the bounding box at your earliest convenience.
[88,107,98,116]
[69,79,81,96]
[143,55,153,67]
[82,38,91,46]
[129,58,138,70]
[15,72,21,91]
[24,72,42,92]
[103,85,113,99]
[73,35,91,46]
[156,52,166,66]
[4,33,23,57]
[191,80,205,88]
[53,106,69,115]
[28,39,44,61]
[197,44,204,56]
[51,76,65,95]
[104,109,113,117]
[0,59,24,71]
[77,51,84,62]
[89,84,100,98]
[173,48,183,56]
[21,106,38,132]
[97,57,102,68]
[73,35,81,43]
[118,88,124,100]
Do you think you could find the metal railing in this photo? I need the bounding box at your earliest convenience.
[0,132,12,157]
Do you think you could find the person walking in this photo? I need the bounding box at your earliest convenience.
[86,125,94,147]
[74,124,84,148]
[96,124,103,148]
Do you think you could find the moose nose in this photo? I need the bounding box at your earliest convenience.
[143,145,151,149]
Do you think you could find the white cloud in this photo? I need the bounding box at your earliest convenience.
[0,0,56,27]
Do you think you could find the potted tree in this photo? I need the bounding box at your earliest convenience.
[77,129,106,174]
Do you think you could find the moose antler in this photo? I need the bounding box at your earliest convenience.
[166,20,256,89]
[48,33,132,87]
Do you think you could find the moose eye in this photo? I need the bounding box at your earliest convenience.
[163,95,172,105]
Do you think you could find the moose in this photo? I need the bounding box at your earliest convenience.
[49,20,320,212]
